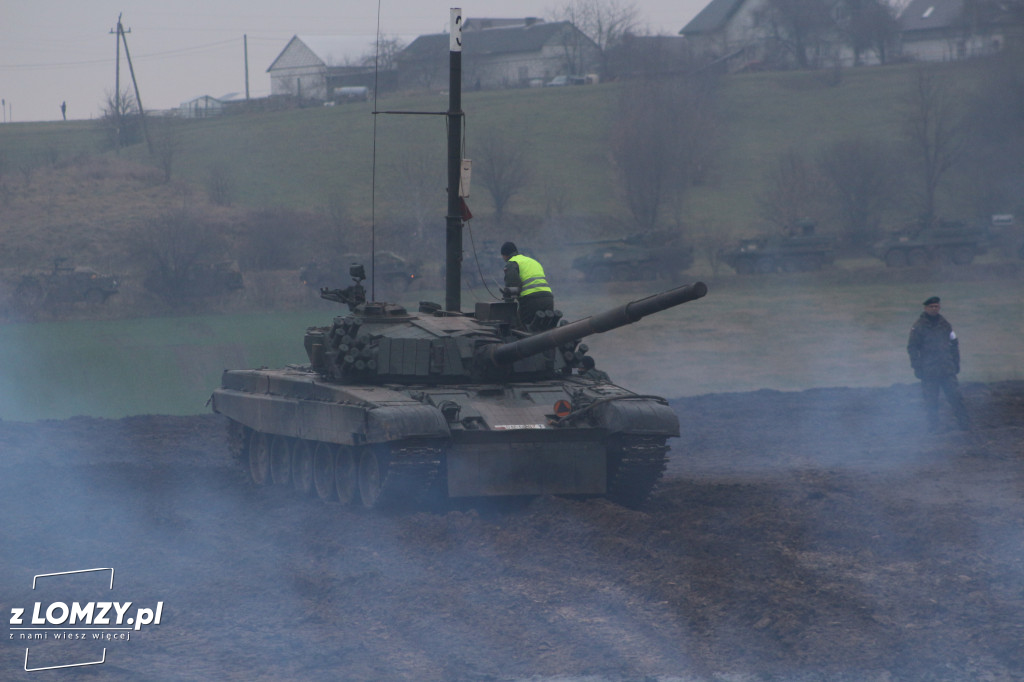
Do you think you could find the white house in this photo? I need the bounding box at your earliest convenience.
[267,35,380,100]
[898,0,1017,61]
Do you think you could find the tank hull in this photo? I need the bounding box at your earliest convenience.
[212,367,679,507]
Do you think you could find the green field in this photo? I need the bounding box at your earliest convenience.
[2,272,1019,421]
[0,59,995,239]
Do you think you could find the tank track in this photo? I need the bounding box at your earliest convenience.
[374,440,446,508]
[226,419,250,464]
[605,436,669,508]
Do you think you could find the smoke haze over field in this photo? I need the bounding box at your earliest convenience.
[1,0,705,124]
[2,385,1023,679]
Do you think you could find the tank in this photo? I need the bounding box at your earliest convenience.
[13,258,119,307]
[212,274,707,509]
[719,222,836,274]
[300,251,418,293]
[210,10,710,510]
[571,232,694,282]
[872,219,987,267]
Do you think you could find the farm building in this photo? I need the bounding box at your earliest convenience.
[396,19,600,91]
[266,35,388,101]
[897,0,1020,61]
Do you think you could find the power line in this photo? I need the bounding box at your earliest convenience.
[1,38,240,70]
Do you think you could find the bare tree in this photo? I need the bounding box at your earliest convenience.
[474,134,530,222]
[758,149,828,231]
[900,69,970,225]
[150,118,181,183]
[836,0,900,65]
[610,78,719,232]
[753,0,836,68]
[817,136,896,248]
[360,35,407,71]
[100,89,142,150]
[132,208,227,299]
[554,0,640,78]
[388,146,443,239]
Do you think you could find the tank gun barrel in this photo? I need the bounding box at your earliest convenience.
[488,282,707,365]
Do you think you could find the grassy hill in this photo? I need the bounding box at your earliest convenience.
[0,59,1003,277]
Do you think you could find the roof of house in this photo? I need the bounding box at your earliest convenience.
[400,21,586,60]
[267,34,417,71]
[898,0,965,32]
[679,0,748,35]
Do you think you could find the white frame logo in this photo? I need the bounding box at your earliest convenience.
[9,567,163,672]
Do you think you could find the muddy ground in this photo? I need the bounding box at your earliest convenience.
[1,381,1023,681]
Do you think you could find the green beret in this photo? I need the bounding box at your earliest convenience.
[923,296,940,306]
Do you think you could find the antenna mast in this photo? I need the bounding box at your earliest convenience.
[444,8,464,312]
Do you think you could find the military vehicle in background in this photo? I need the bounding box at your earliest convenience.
[144,261,243,299]
[211,12,712,511]
[719,221,836,274]
[872,219,986,267]
[13,258,119,306]
[300,251,418,292]
[571,232,694,282]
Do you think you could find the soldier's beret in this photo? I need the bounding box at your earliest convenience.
[923,296,940,306]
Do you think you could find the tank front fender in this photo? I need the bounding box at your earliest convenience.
[366,405,451,443]
[592,396,680,437]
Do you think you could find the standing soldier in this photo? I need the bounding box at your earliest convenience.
[500,241,554,330]
[907,296,970,430]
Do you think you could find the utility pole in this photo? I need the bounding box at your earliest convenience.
[110,14,152,154]
[244,35,250,100]
[109,15,125,148]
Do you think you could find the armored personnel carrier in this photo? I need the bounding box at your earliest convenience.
[872,219,986,267]
[210,10,709,510]
[14,258,119,306]
[571,233,694,282]
[719,222,836,274]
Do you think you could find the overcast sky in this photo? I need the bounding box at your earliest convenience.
[1,1,708,124]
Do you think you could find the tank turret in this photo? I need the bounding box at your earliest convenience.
[302,278,706,385]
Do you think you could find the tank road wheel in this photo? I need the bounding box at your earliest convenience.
[313,442,337,502]
[291,440,314,496]
[358,447,389,510]
[907,248,929,267]
[951,246,975,265]
[799,255,823,272]
[83,288,105,305]
[270,436,292,486]
[334,450,358,506]
[733,259,755,275]
[755,258,775,274]
[249,432,271,486]
[885,250,907,268]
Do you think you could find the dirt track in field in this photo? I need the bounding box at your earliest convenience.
[2,381,1023,680]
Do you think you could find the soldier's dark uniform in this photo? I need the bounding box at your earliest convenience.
[907,296,969,430]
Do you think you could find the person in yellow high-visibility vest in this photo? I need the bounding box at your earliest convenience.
[500,241,554,330]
